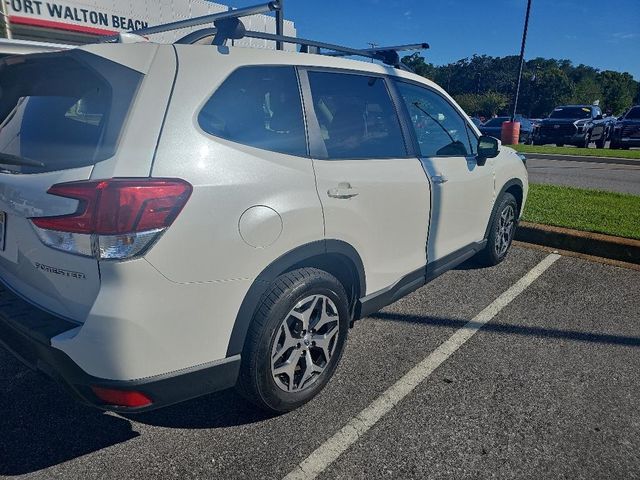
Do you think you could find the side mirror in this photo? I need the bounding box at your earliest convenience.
[477,135,500,165]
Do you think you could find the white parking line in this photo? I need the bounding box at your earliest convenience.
[283,253,561,480]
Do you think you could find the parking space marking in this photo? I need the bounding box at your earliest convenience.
[283,253,561,480]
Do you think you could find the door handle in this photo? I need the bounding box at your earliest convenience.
[328,182,359,199]
[431,174,448,185]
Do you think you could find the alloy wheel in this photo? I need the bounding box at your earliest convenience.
[270,295,340,392]
[494,204,515,257]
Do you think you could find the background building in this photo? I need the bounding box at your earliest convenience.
[1,0,295,48]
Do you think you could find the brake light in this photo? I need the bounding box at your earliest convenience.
[30,178,192,260]
[91,386,153,408]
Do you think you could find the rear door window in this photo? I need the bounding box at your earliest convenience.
[306,71,407,159]
[198,66,307,157]
[0,51,142,173]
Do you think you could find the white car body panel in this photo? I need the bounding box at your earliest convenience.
[421,155,495,261]
[313,158,430,294]
[0,42,528,394]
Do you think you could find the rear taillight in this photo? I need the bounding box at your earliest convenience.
[31,178,192,260]
[91,386,153,408]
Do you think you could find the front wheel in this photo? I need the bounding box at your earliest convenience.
[237,268,350,412]
[475,193,518,267]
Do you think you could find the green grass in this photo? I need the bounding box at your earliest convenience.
[513,144,640,159]
[523,184,640,240]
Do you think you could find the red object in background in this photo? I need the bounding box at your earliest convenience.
[501,121,521,145]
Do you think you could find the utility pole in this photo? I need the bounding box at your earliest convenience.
[0,0,12,40]
[511,0,532,121]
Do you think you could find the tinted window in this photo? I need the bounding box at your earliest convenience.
[307,72,406,159]
[395,81,472,157]
[484,117,509,127]
[549,106,592,119]
[0,51,142,173]
[625,107,640,119]
[198,66,306,156]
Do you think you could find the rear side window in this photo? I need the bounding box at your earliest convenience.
[198,66,307,157]
[307,71,407,159]
[395,81,473,157]
[0,51,142,173]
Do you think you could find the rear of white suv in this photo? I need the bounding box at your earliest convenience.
[0,44,224,410]
[0,41,527,413]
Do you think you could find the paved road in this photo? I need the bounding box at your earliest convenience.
[526,155,640,195]
[1,246,639,479]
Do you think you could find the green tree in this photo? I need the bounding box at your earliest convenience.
[599,71,636,114]
[401,54,639,118]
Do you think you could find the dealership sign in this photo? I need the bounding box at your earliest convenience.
[6,0,159,34]
[6,0,295,45]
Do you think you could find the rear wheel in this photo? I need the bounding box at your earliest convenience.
[237,268,349,412]
[475,193,518,267]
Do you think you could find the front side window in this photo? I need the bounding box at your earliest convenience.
[395,81,472,157]
[307,71,407,159]
[198,66,307,156]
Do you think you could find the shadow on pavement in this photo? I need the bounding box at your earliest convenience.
[0,361,274,475]
[372,311,640,347]
[125,388,276,429]
[0,370,137,476]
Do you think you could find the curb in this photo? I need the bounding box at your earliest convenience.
[515,222,640,265]
[517,152,640,166]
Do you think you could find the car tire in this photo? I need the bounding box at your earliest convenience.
[475,193,518,267]
[237,268,350,413]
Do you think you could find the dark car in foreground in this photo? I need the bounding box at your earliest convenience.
[480,116,534,144]
[611,106,640,150]
[532,105,612,148]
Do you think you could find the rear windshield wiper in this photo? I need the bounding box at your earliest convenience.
[0,152,45,168]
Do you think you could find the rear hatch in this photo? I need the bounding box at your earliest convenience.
[0,49,143,322]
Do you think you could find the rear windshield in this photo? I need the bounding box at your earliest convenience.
[483,117,509,127]
[549,107,592,119]
[0,50,142,173]
[625,107,640,119]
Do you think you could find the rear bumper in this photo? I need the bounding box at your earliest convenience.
[612,136,640,147]
[0,285,240,412]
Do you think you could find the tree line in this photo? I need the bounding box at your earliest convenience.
[401,53,640,118]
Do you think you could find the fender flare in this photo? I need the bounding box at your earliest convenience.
[225,240,366,357]
[483,178,524,240]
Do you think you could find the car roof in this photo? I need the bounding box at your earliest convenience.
[79,41,446,92]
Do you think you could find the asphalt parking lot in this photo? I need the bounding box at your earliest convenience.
[1,246,639,479]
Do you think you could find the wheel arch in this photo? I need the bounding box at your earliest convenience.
[484,178,524,240]
[226,240,366,357]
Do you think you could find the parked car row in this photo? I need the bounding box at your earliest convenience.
[474,103,639,150]
[531,104,616,148]
[610,105,640,150]
[479,116,534,144]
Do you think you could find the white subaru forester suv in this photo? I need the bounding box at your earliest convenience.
[0,28,527,413]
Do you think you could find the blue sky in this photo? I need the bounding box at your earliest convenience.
[222,0,640,79]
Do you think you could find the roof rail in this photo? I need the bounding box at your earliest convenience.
[102,1,281,43]
[103,0,429,71]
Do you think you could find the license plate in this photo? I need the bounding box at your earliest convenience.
[0,211,6,251]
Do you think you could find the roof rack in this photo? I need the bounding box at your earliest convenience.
[104,1,429,72]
